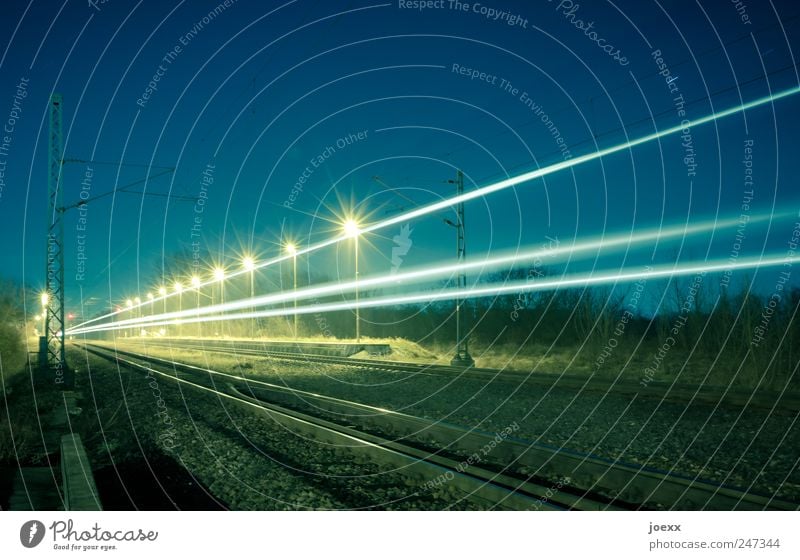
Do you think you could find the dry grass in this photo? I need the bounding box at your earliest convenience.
[0,326,28,385]
[96,334,795,392]
[0,337,58,465]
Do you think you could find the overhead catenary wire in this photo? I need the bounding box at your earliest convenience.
[60,167,194,212]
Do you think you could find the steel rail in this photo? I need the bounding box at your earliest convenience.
[122,338,800,411]
[78,342,607,510]
[76,341,799,511]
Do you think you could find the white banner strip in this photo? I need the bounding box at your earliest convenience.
[1,511,798,559]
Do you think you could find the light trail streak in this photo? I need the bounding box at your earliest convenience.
[66,211,785,334]
[367,87,800,233]
[71,85,800,331]
[68,253,800,335]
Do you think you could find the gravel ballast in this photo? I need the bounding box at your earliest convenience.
[74,347,471,510]
[94,342,800,504]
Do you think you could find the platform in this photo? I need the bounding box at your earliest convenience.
[61,434,102,511]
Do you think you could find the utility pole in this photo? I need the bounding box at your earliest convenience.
[39,95,183,383]
[376,172,474,365]
[355,233,360,342]
[447,170,474,367]
[43,94,71,386]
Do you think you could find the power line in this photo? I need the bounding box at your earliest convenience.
[61,158,175,170]
[60,167,192,212]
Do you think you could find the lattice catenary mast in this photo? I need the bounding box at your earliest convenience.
[43,93,67,382]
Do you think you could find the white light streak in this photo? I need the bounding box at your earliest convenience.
[68,212,768,333]
[68,253,800,335]
[69,85,800,331]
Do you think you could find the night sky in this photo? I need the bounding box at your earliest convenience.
[1,0,799,320]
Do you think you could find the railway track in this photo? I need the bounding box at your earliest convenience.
[75,340,799,511]
[78,342,595,510]
[120,337,799,411]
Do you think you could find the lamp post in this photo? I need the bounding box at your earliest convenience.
[213,267,225,337]
[242,256,256,338]
[173,282,183,337]
[213,267,226,306]
[343,219,361,342]
[286,243,298,339]
[37,292,49,369]
[191,275,202,337]
[134,296,141,337]
[40,292,48,333]
[444,170,474,367]
[147,292,154,321]
[158,286,167,314]
[126,299,134,338]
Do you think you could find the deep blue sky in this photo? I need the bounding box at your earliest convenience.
[1,0,799,319]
